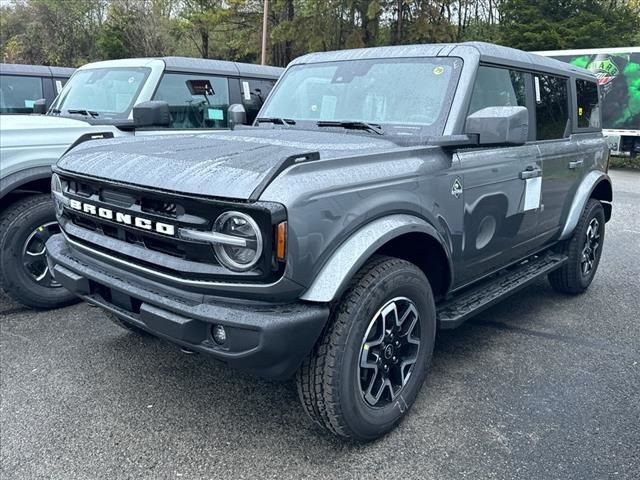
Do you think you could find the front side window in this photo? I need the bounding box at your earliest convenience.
[468,66,526,114]
[0,75,43,113]
[153,73,230,129]
[50,67,150,120]
[259,57,462,138]
[535,74,570,140]
[576,79,600,128]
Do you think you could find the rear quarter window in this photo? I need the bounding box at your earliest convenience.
[576,79,601,129]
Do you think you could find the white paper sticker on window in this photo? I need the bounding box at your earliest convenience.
[524,177,542,211]
[534,76,541,103]
[55,80,63,94]
[242,81,251,101]
[319,96,337,119]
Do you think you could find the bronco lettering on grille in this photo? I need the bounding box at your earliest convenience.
[68,199,176,236]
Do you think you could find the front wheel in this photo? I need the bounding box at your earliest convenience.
[296,256,436,441]
[548,199,605,294]
[0,194,78,309]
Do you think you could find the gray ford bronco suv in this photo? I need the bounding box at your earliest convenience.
[46,42,612,440]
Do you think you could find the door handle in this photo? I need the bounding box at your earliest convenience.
[519,166,542,179]
[569,159,584,169]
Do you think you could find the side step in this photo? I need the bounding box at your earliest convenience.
[436,252,568,329]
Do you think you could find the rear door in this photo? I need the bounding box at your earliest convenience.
[454,65,541,285]
[532,73,577,238]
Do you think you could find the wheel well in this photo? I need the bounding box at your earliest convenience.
[590,179,613,221]
[0,178,50,212]
[375,232,451,300]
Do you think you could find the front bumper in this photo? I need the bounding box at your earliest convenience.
[46,234,329,380]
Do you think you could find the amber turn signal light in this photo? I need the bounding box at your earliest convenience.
[276,222,287,261]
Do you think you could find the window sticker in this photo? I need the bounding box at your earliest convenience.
[524,177,542,211]
[24,99,35,108]
[242,81,251,101]
[207,108,224,120]
[55,80,63,94]
[319,95,337,119]
[433,66,445,76]
[534,76,541,103]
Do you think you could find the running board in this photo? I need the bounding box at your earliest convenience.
[437,253,568,329]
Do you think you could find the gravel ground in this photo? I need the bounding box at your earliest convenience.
[1,169,639,480]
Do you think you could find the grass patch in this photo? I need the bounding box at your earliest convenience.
[609,156,640,169]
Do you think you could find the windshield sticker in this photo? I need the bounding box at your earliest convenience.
[320,96,337,119]
[55,80,63,94]
[24,99,35,108]
[207,108,224,120]
[433,66,444,76]
[242,81,251,101]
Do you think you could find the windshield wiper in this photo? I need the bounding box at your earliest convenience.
[67,109,99,118]
[256,117,296,126]
[316,120,384,135]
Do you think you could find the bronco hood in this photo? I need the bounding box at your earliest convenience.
[55,129,400,200]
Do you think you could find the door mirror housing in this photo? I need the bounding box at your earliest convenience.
[465,106,528,146]
[228,104,247,129]
[133,101,171,128]
[32,98,48,115]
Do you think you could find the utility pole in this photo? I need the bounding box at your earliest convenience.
[261,0,269,65]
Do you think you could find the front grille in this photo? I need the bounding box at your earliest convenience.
[57,172,285,283]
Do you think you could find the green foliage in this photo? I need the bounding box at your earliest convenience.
[499,0,640,51]
[1,0,639,67]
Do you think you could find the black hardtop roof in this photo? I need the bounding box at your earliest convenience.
[161,57,284,79]
[289,41,595,80]
[0,63,75,77]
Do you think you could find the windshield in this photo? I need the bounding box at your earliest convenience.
[50,67,150,120]
[259,57,462,137]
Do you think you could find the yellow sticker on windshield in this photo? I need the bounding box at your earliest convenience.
[433,66,444,75]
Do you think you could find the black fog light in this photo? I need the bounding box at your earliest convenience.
[212,324,227,345]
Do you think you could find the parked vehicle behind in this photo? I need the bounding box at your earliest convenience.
[0,63,74,114]
[46,42,612,440]
[536,47,640,159]
[0,57,283,309]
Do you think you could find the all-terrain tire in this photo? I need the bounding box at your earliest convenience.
[548,199,605,294]
[296,255,436,441]
[0,194,78,309]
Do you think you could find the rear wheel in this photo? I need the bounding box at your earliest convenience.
[549,199,605,294]
[0,195,78,309]
[296,256,436,441]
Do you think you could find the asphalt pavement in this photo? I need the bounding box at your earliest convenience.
[1,169,639,480]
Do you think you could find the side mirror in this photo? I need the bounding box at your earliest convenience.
[33,98,48,115]
[132,101,171,128]
[228,104,247,129]
[465,106,528,146]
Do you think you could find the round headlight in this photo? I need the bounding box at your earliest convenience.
[213,211,263,272]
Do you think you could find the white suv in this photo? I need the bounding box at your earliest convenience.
[0,56,282,309]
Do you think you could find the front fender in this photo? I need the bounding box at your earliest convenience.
[300,214,451,303]
[559,171,612,240]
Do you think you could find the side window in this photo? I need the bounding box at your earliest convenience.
[534,74,570,140]
[469,66,526,114]
[0,75,43,113]
[153,73,230,129]
[576,79,600,129]
[240,78,277,123]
